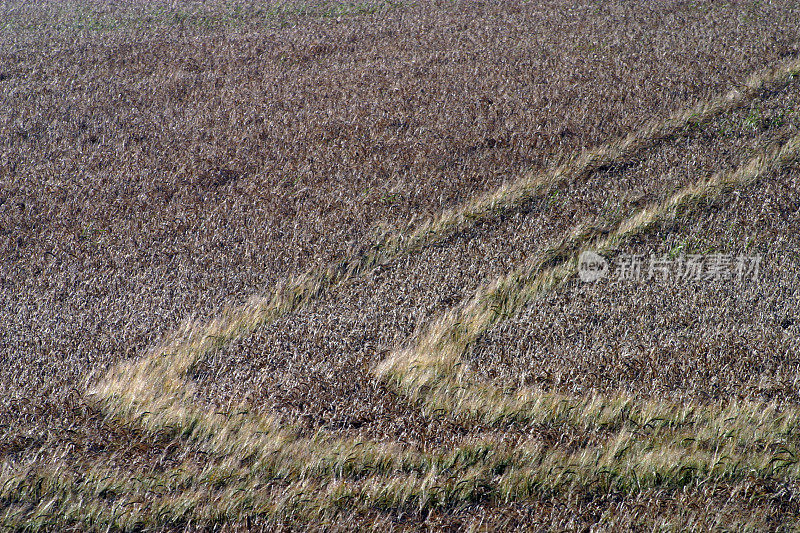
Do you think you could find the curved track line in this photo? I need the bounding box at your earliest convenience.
[376,133,800,427]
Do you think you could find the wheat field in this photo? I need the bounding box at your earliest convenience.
[3,0,800,530]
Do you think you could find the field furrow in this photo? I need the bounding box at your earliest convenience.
[4,0,800,529]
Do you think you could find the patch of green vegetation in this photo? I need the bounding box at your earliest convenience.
[79,222,106,246]
[379,191,401,205]
[744,233,758,253]
[682,112,712,135]
[546,189,561,209]
[743,107,763,130]
[742,105,794,131]
[666,236,725,261]
[668,240,688,259]
[0,1,408,34]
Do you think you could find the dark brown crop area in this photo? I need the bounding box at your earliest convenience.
[2,0,800,530]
